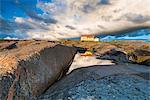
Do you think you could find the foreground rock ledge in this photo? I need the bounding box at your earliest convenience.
[0,40,77,100]
[38,64,149,100]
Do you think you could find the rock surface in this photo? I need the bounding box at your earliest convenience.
[98,48,131,63]
[37,40,150,99]
[38,64,150,100]
[0,40,149,100]
[60,40,150,66]
[0,40,77,100]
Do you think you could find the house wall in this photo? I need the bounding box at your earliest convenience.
[81,36,99,41]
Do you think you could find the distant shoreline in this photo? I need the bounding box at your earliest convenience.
[67,28,150,42]
[0,29,150,42]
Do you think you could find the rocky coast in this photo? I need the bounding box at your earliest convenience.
[0,40,149,100]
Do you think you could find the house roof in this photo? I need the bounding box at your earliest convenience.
[81,35,94,37]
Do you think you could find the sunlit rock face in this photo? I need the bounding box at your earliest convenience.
[0,40,76,99]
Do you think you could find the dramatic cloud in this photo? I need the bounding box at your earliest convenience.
[0,18,14,33]
[14,0,57,24]
[27,0,150,39]
[1,0,150,40]
[0,17,33,38]
[124,14,150,23]
[0,16,50,39]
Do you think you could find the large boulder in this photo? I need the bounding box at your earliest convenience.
[38,64,149,100]
[0,40,77,100]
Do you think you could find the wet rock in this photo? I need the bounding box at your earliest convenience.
[0,40,77,100]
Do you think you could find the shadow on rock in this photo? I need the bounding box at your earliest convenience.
[38,64,149,100]
[96,48,131,64]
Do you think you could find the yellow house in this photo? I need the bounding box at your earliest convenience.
[80,35,99,42]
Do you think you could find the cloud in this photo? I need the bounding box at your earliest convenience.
[65,25,76,30]
[124,13,150,23]
[1,0,150,40]
[33,0,150,39]
[15,17,25,23]
[0,18,14,33]
[14,0,57,24]
[26,11,57,24]
[0,17,34,38]
[0,17,34,33]
[0,17,50,38]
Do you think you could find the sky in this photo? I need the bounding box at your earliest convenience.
[99,29,150,42]
[0,0,150,40]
